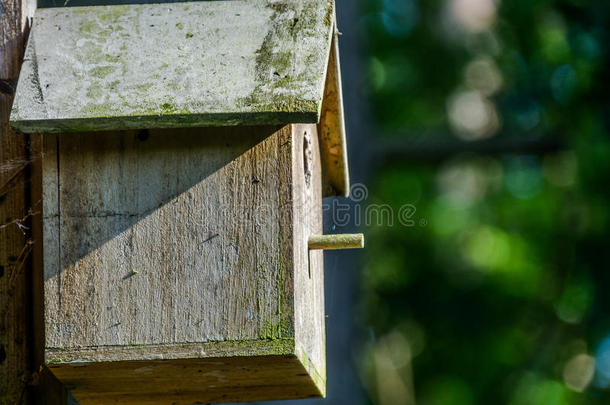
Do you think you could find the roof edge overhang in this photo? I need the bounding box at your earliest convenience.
[9,0,349,197]
[319,23,349,198]
[9,0,335,133]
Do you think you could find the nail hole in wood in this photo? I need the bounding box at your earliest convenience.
[136,129,149,142]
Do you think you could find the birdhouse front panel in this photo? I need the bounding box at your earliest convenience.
[42,124,324,404]
[10,0,350,403]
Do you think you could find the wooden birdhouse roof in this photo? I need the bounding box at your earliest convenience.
[10,0,349,196]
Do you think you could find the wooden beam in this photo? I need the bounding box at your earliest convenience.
[2,2,68,403]
[0,0,36,403]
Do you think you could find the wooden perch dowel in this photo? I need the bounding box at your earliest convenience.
[308,234,365,250]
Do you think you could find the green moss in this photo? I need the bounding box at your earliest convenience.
[16,109,318,133]
[80,104,110,117]
[237,1,328,116]
[297,345,326,395]
[16,1,331,132]
[300,347,309,369]
[261,320,281,340]
[89,66,116,79]
[277,238,295,339]
[260,319,294,341]
[267,3,288,14]
[98,6,128,23]
[45,338,297,365]
[86,83,104,100]
[238,95,318,114]
[324,0,335,28]
[106,55,122,64]
[132,83,154,93]
[79,20,101,36]
[161,103,176,113]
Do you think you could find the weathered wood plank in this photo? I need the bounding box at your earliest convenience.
[320,32,350,197]
[42,124,326,402]
[44,126,291,350]
[10,0,335,133]
[50,355,321,405]
[291,124,326,394]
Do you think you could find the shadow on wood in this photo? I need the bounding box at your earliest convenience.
[40,124,326,404]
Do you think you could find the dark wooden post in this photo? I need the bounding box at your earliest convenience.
[1,0,36,403]
[2,4,73,403]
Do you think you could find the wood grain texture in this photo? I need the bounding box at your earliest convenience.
[10,0,335,132]
[44,125,291,347]
[291,124,325,393]
[41,124,325,402]
[0,0,36,403]
[319,31,350,198]
[11,1,351,198]
[50,355,321,405]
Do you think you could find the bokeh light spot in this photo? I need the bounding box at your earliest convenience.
[421,376,474,405]
[448,0,497,33]
[437,158,491,207]
[369,57,387,91]
[550,65,578,105]
[447,90,501,140]
[464,56,503,96]
[563,353,595,392]
[373,331,415,405]
[543,151,578,188]
[504,155,543,200]
[510,373,570,405]
[554,280,593,324]
[463,225,510,271]
[594,336,610,389]
[381,0,419,38]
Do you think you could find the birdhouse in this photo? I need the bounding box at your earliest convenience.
[10,1,363,404]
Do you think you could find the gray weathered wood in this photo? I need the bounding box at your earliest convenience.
[50,355,319,405]
[10,1,335,132]
[291,124,325,392]
[42,124,325,403]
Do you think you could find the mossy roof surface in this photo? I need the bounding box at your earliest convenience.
[10,0,335,133]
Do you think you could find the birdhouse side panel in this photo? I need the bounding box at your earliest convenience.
[291,124,326,393]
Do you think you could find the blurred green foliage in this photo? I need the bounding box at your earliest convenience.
[359,0,610,404]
